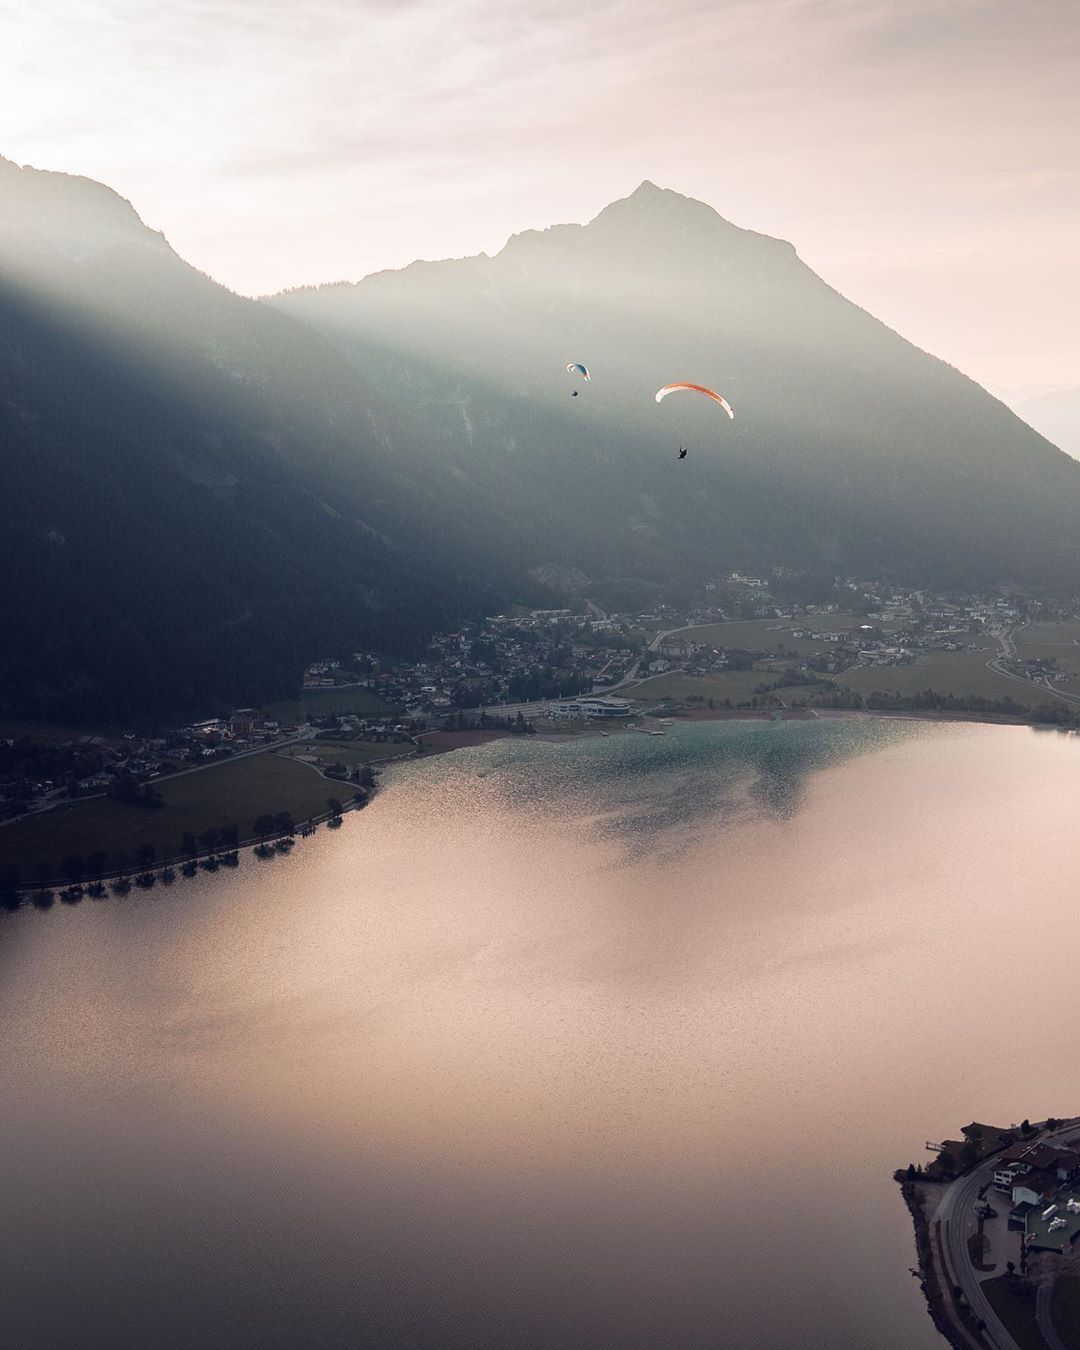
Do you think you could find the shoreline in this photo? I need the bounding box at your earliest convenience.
[898,1180,981,1350]
[4,704,1071,904]
[647,704,1074,731]
[896,1116,1080,1350]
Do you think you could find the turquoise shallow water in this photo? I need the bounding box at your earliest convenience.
[2,716,1079,1348]
[403,714,925,842]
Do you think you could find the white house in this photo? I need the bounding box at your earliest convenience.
[1013,1170,1058,1208]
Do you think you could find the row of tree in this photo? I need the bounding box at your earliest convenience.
[1,793,375,906]
[439,711,535,734]
[863,687,1027,714]
[0,807,334,896]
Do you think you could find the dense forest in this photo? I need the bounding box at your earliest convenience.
[0,157,526,721]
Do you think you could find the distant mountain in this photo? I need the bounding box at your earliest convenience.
[0,156,519,721]
[1015,386,1080,459]
[4,163,1080,721]
[273,181,1080,597]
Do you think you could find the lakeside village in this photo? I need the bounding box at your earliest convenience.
[4,570,1077,829]
[5,568,1080,905]
[898,1117,1080,1349]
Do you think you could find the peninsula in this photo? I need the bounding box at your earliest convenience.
[900,1117,1080,1349]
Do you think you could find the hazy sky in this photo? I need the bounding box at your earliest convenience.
[4,0,1078,389]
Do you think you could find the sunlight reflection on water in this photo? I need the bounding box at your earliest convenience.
[3,717,1080,1348]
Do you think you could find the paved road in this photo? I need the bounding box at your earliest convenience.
[986,623,1080,709]
[647,625,685,653]
[935,1120,1080,1349]
[605,623,703,697]
[599,657,643,694]
[151,730,312,783]
[936,1162,1016,1350]
[585,620,708,695]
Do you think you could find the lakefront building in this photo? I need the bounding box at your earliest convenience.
[572,697,634,718]
[551,697,634,720]
[996,1140,1080,1252]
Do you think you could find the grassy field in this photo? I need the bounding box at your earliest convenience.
[630,630,1049,711]
[623,669,774,704]
[980,1276,1046,1350]
[840,646,1034,704]
[291,740,415,768]
[1017,621,1080,649]
[261,685,394,723]
[668,613,896,656]
[1015,622,1080,690]
[1052,1274,1080,1349]
[0,752,357,879]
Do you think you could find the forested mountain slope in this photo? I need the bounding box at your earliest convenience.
[4,162,1079,721]
[275,182,1080,597]
[0,157,518,720]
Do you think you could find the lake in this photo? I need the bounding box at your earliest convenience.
[3,716,1079,1348]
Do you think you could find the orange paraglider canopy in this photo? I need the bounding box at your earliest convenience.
[654,383,734,418]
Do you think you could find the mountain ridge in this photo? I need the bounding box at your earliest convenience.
[3,160,1080,720]
[271,180,1080,595]
[0,154,174,265]
[276,181,800,300]
[0,155,526,720]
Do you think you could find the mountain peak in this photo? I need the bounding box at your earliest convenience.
[589,180,741,236]
[581,181,798,271]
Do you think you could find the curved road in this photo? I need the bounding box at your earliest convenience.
[986,623,1080,709]
[935,1120,1080,1349]
[608,623,711,698]
[936,1161,1014,1349]
[587,622,699,697]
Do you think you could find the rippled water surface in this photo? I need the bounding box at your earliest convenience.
[4,717,1080,1348]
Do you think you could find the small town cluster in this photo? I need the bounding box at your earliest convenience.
[332,574,1033,720]
[0,569,1069,825]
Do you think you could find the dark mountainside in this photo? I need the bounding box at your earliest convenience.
[0,157,522,721]
[3,165,1080,722]
[274,181,1080,602]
